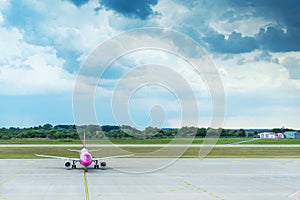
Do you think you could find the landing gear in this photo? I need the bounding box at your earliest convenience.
[72,160,76,169]
[92,160,107,169]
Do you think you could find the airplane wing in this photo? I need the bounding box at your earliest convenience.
[89,149,102,152]
[35,154,79,161]
[67,149,81,153]
[93,154,134,161]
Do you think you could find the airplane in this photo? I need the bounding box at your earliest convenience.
[35,132,133,172]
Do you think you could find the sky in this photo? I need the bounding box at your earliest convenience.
[0,0,299,129]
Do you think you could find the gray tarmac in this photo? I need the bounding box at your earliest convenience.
[1,158,300,200]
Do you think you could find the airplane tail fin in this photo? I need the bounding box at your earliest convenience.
[83,131,86,148]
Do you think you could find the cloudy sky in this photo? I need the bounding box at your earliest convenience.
[0,0,299,129]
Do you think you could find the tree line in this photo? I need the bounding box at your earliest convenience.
[0,124,295,140]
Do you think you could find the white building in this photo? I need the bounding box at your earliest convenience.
[258,132,284,139]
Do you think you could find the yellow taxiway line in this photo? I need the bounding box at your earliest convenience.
[83,169,89,200]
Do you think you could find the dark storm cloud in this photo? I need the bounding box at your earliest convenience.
[204,26,300,54]
[257,27,300,52]
[66,0,89,7]
[228,0,300,52]
[176,0,299,54]
[204,31,258,54]
[229,0,300,28]
[3,0,299,62]
[99,0,158,20]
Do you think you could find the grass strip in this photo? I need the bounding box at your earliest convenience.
[1,146,300,159]
[4,138,300,145]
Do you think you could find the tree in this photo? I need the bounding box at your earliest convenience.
[101,125,120,132]
[206,128,221,138]
[248,132,254,138]
[165,129,177,137]
[120,125,142,139]
[220,128,228,137]
[143,126,160,139]
[178,126,198,137]
[47,129,57,139]
[196,128,207,137]
[238,129,246,137]
[43,124,53,130]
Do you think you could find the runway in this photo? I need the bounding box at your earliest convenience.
[1,158,300,200]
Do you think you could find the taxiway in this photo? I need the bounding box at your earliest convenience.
[1,158,300,200]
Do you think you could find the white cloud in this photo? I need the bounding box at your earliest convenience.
[88,48,212,105]
[213,50,297,94]
[0,0,8,25]
[0,27,75,95]
[209,16,272,38]
[90,50,215,128]
[224,108,300,129]
[0,0,8,9]
[0,27,23,62]
[282,57,300,80]
[0,58,74,95]
[211,51,300,128]
[19,0,119,53]
[153,0,269,40]
[273,51,300,63]
[1,0,299,128]
[153,0,190,28]
[0,0,126,95]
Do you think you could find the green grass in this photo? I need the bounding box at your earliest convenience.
[242,139,300,145]
[0,139,81,144]
[1,146,300,159]
[2,138,300,146]
[0,138,249,145]
[109,138,249,145]
[205,147,300,158]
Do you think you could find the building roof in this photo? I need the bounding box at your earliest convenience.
[284,131,300,133]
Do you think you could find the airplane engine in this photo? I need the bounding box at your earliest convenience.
[100,161,106,168]
[64,161,72,169]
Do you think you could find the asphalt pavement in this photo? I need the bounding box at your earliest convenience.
[1,158,300,200]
